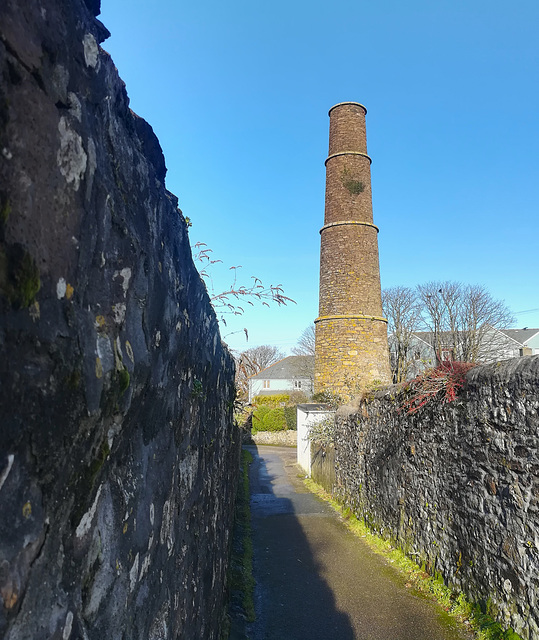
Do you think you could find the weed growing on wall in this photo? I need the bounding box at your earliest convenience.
[190,378,205,400]
[402,361,478,414]
[341,167,365,195]
[193,242,295,324]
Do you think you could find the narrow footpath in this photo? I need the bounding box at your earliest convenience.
[246,445,472,640]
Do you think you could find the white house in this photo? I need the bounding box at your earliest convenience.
[248,355,314,403]
[499,328,539,356]
[389,327,539,381]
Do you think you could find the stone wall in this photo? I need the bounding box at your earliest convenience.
[334,356,539,639]
[251,430,298,448]
[0,1,240,638]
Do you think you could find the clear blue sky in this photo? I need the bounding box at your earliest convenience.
[99,0,539,354]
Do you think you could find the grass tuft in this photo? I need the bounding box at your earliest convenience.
[229,449,256,623]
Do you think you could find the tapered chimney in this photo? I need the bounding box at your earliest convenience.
[314,102,391,396]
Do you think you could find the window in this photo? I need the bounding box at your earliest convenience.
[294,380,302,389]
[263,380,270,389]
[440,349,453,362]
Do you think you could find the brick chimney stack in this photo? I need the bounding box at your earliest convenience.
[314,102,391,397]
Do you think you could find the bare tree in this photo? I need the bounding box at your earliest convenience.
[234,345,285,400]
[417,281,462,363]
[417,281,514,363]
[292,324,316,356]
[382,286,422,382]
[458,284,515,361]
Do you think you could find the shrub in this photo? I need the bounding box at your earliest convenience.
[311,390,342,409]
[251,393,308,432]
[252,394,289,407]
[284,405,297,430]
[251,405,271,433]
[262,407,287,432]
[251,406,287,432]
[307,414,336,447]
[401,361,477,414]
[287,390,308,405]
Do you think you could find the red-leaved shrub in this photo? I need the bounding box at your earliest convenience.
[401,361,478,414]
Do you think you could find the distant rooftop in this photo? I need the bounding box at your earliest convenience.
[250,355,314,380]
[410,328,539,347]
[499,328,539,345]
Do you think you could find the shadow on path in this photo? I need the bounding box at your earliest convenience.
[247,444,354,640]
[245,445,471,640]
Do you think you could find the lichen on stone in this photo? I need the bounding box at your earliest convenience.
[57,116,87,191]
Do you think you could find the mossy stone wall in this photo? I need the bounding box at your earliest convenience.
[0,1,240,638]
[335,356,539,639]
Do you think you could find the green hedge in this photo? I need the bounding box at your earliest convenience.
[251,392,309,432]
[251,405,271,433]
[283,405,297,430]
[252,406,287,433]
[264,408,287,432]
[252,394,290,407]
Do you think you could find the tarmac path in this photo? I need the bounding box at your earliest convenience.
[245,445,472,640]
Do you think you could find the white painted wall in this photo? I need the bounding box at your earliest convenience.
[296,405,332,476]
[526,333,539,353]
[249,377,313,402]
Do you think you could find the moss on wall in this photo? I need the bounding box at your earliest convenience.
[334,357,539,639]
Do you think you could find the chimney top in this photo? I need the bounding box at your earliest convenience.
[328,102,367,116]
